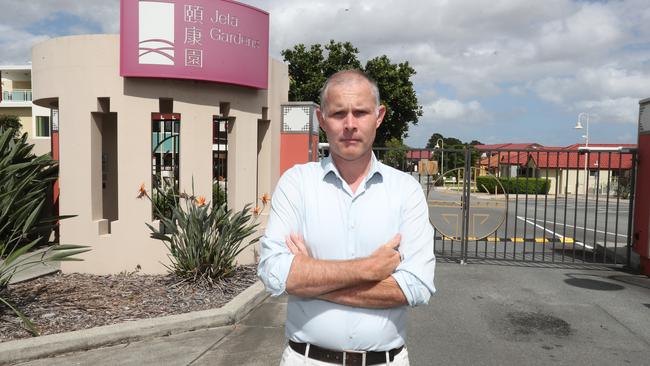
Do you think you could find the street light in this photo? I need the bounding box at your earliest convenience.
[575,112,589,146]
[434,138,444,178]
[575,112,589,194]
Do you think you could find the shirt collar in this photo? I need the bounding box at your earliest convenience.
[320,152,383,183]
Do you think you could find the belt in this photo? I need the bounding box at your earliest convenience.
[289,340,404,366]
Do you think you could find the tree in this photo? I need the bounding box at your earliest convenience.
[426,133,444,149]
[282,40,422,145]
[281,40,361,103]
[281,43,326,103]
[425,133,484,172]
[0,115,22,137]
[366,56,422,146]
[381,137,407,169]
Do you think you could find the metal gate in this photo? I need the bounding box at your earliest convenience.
[374,146,638,267]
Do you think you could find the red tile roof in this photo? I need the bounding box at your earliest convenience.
[478,143,636,170]
[474,143,542,150]
[406,150,432,159]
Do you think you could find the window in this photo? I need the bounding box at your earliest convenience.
[212,116,228,207]
[35,116,50,137]
[152,113,180,219]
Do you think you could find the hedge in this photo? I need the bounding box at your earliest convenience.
[476,176,550,195]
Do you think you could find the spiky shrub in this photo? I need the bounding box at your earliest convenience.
[0,125,89,335]
[140,186,265,284]
[0,125,57,253]
[212,181,227,207]
[152,185,177,220]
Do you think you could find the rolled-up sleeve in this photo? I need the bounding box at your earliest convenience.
[257,168,302,296]
[392,178,436,306]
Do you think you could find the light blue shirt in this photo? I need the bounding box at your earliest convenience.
[257,154,436,351]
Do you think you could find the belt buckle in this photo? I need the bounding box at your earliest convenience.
[342,350,366,366]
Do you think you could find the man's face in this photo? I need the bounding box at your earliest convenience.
[317,79,386,163]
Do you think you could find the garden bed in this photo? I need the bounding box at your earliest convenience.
[0,265,258,342]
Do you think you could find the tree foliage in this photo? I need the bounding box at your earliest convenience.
[426,133,484,172]
[282,40,422,146]
[0,115,22,137]
[381,137,408,169]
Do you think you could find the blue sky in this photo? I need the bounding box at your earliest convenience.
[1,0,648,147]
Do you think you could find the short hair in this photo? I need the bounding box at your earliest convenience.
[319,69,381,116]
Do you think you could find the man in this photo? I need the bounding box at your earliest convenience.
[258,69,435,365]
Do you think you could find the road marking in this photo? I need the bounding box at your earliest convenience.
[535,238,548,243]
[527,218,627,238]
[511,237,525,242]
[517,216,593,250]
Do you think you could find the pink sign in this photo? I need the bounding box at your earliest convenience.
[120,0,269,89]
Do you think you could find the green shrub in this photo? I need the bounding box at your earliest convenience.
[213,181,227,207]
[152,186,177,220]
[0,125,89,335]
[140,185,263,284]
[476,176,550,195]
[476,176,498,193]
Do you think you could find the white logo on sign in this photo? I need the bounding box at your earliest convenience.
[139,1,175,65]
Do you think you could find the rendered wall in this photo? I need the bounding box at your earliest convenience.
[32,34,287,274]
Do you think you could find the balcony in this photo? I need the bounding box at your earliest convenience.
[1,89,32,105]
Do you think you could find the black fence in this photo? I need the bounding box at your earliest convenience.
[371,146,638,267]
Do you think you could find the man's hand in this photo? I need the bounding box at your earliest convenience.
[286,233,309,257]
[362,234,401,281]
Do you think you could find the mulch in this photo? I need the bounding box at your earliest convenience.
[0,265,258,342]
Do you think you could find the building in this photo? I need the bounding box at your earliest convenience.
[476,143,636,195]
[31,0,289,275]
[0,65,51,155]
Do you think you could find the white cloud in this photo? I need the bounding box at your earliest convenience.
[536,4,623,62]
[574,97,639,125]
[534,67,648,124]
[1,0,647,144]
[535,67,650,103]
[424,98,489,124]
[0,0,119,63]
[0,1,119,34]
[0,25,50,64]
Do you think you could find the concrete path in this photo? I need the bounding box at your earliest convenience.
[12,261,650,366]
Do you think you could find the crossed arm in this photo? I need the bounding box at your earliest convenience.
[284,233,408,309]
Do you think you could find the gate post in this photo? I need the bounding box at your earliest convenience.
[280,102,319,175]
[460,147,472,264]
[634,98,650,275]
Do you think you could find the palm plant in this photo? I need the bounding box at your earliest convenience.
[0,125,89,335]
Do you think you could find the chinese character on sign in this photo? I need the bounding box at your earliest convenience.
[184,27,202,46]
[185,49,203,67]
[184,5,204,23]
